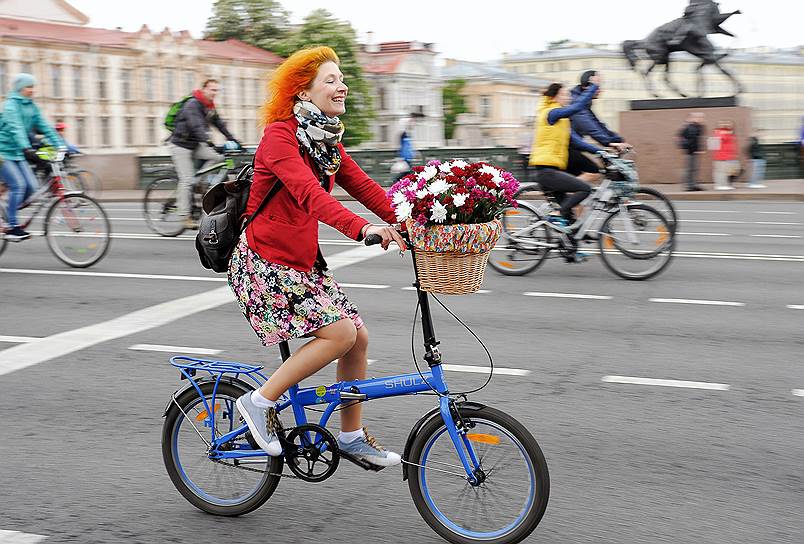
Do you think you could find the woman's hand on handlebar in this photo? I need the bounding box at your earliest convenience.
[362,224,406,252]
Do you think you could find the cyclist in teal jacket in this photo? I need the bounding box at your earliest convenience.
[0,73,64,241]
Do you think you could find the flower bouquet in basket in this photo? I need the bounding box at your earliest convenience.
[387,160,519,294]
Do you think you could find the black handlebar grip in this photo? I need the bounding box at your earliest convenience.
[364,234,382,246]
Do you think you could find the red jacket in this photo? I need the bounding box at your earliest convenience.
[245,118,396,271]
[712,128,737,161]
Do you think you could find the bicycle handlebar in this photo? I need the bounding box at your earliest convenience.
[364,233,383,246]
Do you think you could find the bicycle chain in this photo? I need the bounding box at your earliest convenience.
[210,458,301,480]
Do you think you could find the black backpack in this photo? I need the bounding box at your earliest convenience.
[195,163,282,273]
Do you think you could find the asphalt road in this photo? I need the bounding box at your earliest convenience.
[1,200,802,544]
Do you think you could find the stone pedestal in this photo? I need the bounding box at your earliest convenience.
[619,97,752,185]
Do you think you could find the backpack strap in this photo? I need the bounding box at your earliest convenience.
[240,178,282,235]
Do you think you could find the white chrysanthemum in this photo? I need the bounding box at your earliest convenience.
[438,161,452,173]
[451,159,468,169]
[416,188,429,199]
[420,165,438,181]
[452,192,468,207]
[479,165,499,176]
[430,201,448,223]
[395,201,414,222]
[392,191,409,205]
[428,178,451,196]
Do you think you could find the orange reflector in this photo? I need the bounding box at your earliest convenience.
[505,210,521,216]
[467,433,501,445]
[656,225,668,245]
[196,402,220,421]
[603,235,615,250]
[497,261,515,269]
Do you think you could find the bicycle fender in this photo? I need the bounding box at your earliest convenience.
[162,375,255,417]
[401,401,486,480]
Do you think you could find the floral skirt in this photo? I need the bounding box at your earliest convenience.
[228,236,363,347]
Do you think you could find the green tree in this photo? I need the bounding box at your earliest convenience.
[442,79,468,141]
[204,0,290,50]
[274,9,374,146]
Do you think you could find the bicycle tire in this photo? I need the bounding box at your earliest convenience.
[74,168,102,199]
[162,381,283,516]
[0,207,8,257]
[407,405,549,544]
[597,203,674,281]
[44,193,111,268]
[632,187,678,233]
[488,201,552,276]
[143,177,185,237]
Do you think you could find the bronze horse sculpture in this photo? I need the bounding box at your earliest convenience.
[622,1,743,98]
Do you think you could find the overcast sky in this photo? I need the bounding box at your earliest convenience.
[70,0,802,62]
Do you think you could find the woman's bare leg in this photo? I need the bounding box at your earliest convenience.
[257,318,357,401]
[337,325,369,432]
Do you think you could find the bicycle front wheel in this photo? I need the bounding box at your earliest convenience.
[144,177,185,237]
[408,405,549,544]
[598,203,674,280]
[488,201,553,276]
[162,381,282,516]
[632,187,678,233]
[45,194,111,268]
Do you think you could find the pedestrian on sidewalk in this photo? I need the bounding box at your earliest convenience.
[746,129,767,189]
[677,111,705,191]
[711,120,739,191]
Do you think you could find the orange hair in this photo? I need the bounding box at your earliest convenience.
[261,46,340,125]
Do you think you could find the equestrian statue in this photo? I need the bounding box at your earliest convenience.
[622,0,743,98]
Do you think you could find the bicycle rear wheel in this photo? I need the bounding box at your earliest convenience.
[162,381,282,516]
[598,203,674,280]
[631,187,678,233]
[488,201,552,276]
[407,405,549,544]
[144,177,185,237]
[0,207,8,257]
[45,194,111,268]
[73,168,102,199]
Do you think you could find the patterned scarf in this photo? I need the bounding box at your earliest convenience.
[293,101,344,186]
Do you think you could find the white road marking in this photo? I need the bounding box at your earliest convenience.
[0,336,40,343]
[0,244,385,377]
[750,234,801,239]
[338,283,390,289]
[683,219,802,226]
[401,287,491,294]
[129,344,222,355]
[649,298,745,307]
[677,209,738,213]
[524,292,612,300]
[0,268,226,282]
[442,364,530,376]
[793,389,804,397]
[601,376,730,391]
[787,305,804,310]
[756,211,797,215]
[0,529,48,542]
[754,221,801,226]
[676,232,730,236]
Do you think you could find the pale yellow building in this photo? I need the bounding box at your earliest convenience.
[0,0,281,158]
[502,42,804,144]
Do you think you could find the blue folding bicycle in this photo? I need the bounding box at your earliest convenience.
[161,233,550,544]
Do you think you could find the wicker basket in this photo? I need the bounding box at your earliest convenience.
[407,219,502,295]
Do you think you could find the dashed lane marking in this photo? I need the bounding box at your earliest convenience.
[787,305,804,310]
[129,344,223,355]
[793,390,804,397]
[601,376,730,391]
[0,336,40,343]
[0,529,48,543]
[649,298,745,307]
[676,232,730,236]
[524,292,613,300]
[750,234,801,239]
[443,364,530,376]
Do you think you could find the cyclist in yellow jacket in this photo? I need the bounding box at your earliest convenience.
[529,77,603,227]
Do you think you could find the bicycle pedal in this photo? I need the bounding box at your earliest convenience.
[339,451,386,472]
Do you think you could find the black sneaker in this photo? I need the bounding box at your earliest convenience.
[5,226,31,242]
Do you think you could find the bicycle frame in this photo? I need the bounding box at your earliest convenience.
[168,246,484,483]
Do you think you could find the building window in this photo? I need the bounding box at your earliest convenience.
[379,124,388,143]
[480,96,491,119]
[100,117,111,146]
[21,61,33,74]
[75,117,86,146]
[50,65,62,98]
[252,78,261,105]
[0,61,8,97]
[97,67,108,100]
[121,69,133,101]
[164,68,174,101]
[241,119,249,142]
[144,69,154,101]
[378,87,386,111]
[240,78,246,106]
[73,65,83,98]
[149,117,159,144]
[184,70,194,93]
[124,117,135,146]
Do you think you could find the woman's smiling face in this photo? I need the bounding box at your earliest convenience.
[299,61,348,117]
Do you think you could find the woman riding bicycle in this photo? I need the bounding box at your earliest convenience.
[230,46,406,467]
[528,78,604,229]
[0,73,64,241]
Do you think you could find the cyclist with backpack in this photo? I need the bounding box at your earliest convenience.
[0,73,64,241]
[229,46,406,467]
[167,79,240,229]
